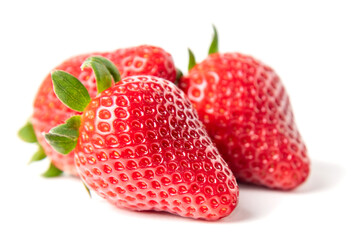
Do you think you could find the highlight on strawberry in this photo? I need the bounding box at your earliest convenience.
[18,46,177,176]
[45,56,239,220]
[179,26,310,190]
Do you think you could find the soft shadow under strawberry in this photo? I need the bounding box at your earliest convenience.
[291,160,344,194]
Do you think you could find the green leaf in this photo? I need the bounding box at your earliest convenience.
[208,25,219,55]
[29,145,46,164]
[81,56,121,93]
[18,121,37,143]
[51,70,91,112]
[188,48,196,71]
[44,116,81,154]
[42,162,63,178]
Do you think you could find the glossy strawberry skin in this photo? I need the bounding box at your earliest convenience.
[180,52,310,190]
[32,46,176,175]
[74,76,239,220]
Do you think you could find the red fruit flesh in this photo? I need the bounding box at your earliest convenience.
[180,52,310,190]
[32,46,176,175]
[75,76,239,220]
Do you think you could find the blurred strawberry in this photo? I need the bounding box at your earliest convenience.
[179,27,310,190]
[19,45,176,176]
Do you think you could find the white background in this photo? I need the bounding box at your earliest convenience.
[1,0,358,239]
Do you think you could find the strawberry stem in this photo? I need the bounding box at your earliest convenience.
[81,56,121,93]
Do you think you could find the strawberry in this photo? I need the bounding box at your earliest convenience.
[19,45,177,176]
[45,56,239,220]
[179,27,310,190]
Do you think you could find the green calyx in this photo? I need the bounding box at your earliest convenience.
[188,48,196,71]
[47,56,121,155]
[52,56,121,112]
[19,120,62,177]
[208,25,219,55]
[81,56,121,93]
[187,25,219,72]
[19,121,48,164]
[18,121,37,143]
[20,56,120,177]
[18,121,61,177]
[29,145,46,164]
[45,116,81,155]
[51,71,91,112]
[42,162,63,177]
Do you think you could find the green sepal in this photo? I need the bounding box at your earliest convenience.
[29,145,46,164]
[19,121,48,164]
[42,162,63,178]
[51,70,91,112]
[188,48,196,71]
[208,25,219,55]
[82,181,92,198]
[44,116,81,155]
[81,56,121,93]
[18,121,37,143]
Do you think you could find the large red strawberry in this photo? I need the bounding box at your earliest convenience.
[179,27,310,190]
[19,45,176,176]
[45,56,239,220]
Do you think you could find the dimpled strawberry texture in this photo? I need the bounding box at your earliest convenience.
[32,46,176,175]
[75,76,239,220]
[180,53,310,190]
